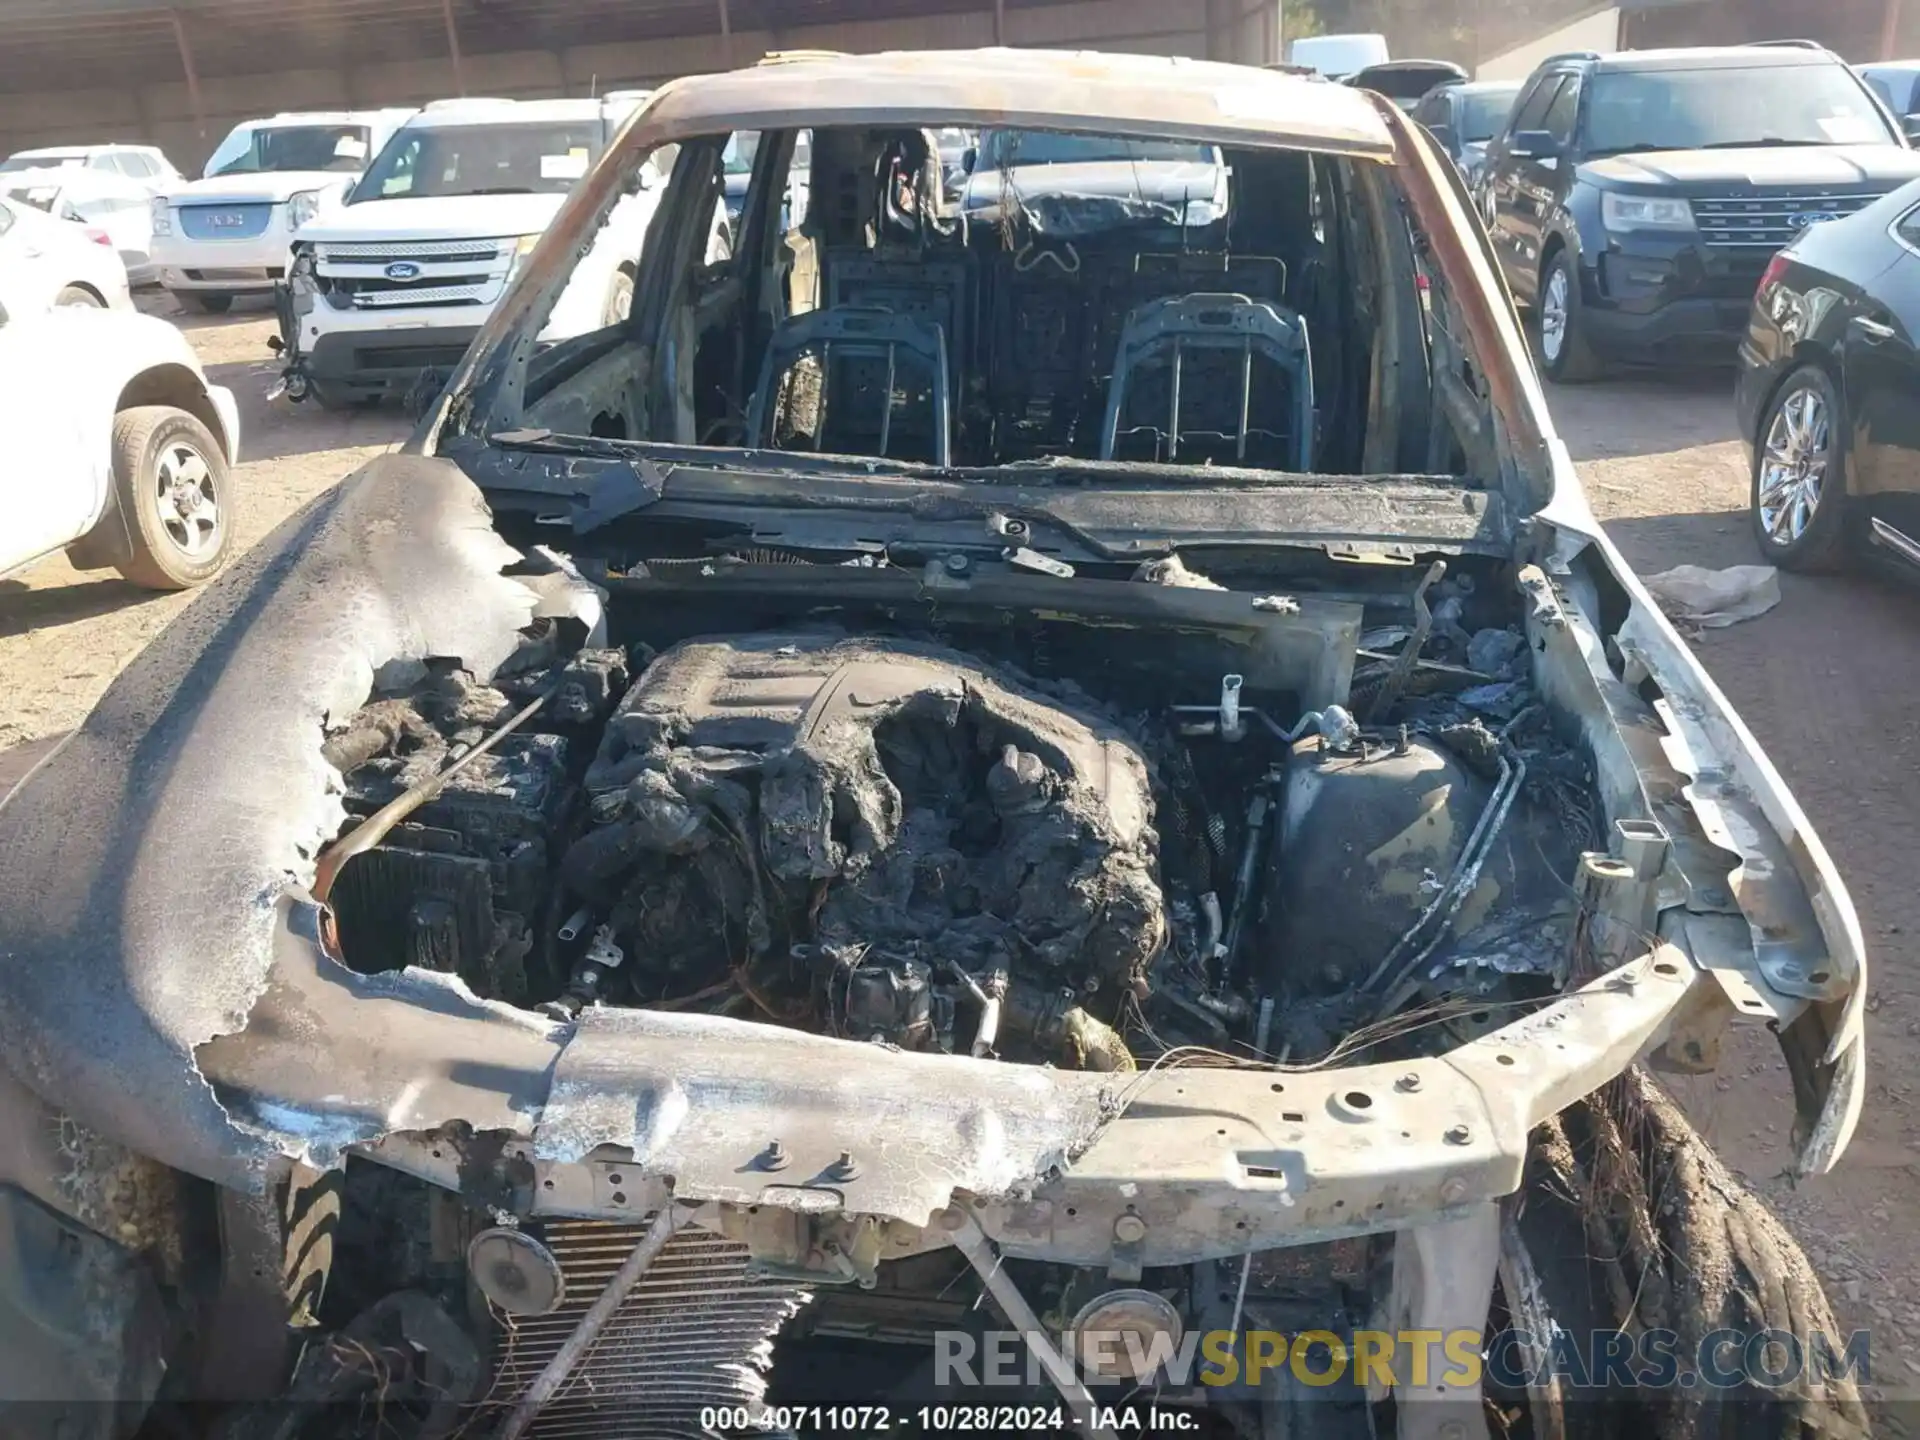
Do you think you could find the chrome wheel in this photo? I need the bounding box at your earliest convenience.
[1758,384,1831,546]
[154,439,222,559]
[1539,265,1568,364]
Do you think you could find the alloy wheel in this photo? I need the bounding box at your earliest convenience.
[1540,265,1568,364]
[1758,384,1831,546]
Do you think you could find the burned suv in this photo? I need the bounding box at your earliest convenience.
[0,49,1870,1440]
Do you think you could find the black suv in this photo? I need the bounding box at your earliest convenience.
[1478,43,1920,380]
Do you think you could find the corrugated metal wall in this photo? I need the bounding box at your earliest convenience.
[0,0,1281,174]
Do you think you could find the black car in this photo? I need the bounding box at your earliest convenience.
[1408,79,1522,188]
[1736,176,1920,570]
[1856,61,1920,141]
[1343,59,1468,111]
[1479,43,1920,381]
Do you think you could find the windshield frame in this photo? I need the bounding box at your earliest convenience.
[1582,62,1899,156]
[421,75,1551,514]
[348,117,609,203]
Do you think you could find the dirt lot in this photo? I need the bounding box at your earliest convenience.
[3,305,1918,1393]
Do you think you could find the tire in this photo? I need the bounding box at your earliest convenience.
[109,406,234,591]
[191,293,234,315]
[1751,364,1851,572]
[1537,247,1602,383]
[54,285,103,308]
[1503,1071,1866,1440]
[604,266,635,326]
[306,379,358,413]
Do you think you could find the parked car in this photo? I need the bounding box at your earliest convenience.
[1479,42,1920,380]
[150,108,415,314]
[720,125,812,227]
[0,143,179,187]
[0,49,1869,1436]
[274,96,659,409]
[0,194,132,315]
[1286,31,1389,79]
[0,306,239,588]
[1,166,164,285]
[1409,78,1522,187]
[1855,61,1920,140]
[959,127,1229,232]
[1343,58,1469,111]
[1736,174,1920,571]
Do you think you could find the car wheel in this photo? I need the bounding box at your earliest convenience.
[54,286,102,308]
[1537,248,1601,383]
[1752,364,1851,572]
[191,293,234,315]
[1499,1072,1868,1439]
[604,267,635,326]
[109,406,234,591]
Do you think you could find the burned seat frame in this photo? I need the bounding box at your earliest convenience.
[744,305,954,466]
[1099,292,1316,470]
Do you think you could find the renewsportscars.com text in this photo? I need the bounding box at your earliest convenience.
[934,1327,1871,1392]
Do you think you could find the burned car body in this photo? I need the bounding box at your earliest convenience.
[0,50,1870,1440]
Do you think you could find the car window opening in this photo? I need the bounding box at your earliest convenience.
[487,121,1485,487]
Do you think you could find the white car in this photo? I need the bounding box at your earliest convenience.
[0,195,132,315]
[276,96,656,408]
[150,108,415,314]
[0,144,180,188]
[0,307,239,589]
[1,166,164,286]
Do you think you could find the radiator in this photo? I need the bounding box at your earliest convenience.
[488,1219,812,1439]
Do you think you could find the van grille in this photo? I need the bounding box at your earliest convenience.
[179,202,274,240]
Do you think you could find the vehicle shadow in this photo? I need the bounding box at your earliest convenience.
[1600,505,1758,576]
[201,357,412,464]
[0,733,66,800]
[0,576,162,640]
[1545,367,1741,463]
[136,292,279,327]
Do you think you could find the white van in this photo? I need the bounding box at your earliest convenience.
[150,109,416,313]
[274,96,657,409]
[1287,34,1391,80]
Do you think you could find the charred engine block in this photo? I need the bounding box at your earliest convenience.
[567,633,1165,1064]
[325,653,628,1004]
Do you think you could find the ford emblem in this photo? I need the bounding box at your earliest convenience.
[385,261,422,281]
[1791,210,1841,229]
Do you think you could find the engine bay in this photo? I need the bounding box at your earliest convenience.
[321,548,1592,1076]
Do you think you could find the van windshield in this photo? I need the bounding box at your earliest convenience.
[209,125,374,176]
[351,121,606,201]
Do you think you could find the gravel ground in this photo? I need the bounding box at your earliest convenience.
[1553,369,1920,1408]
[0,305,407,761]
[3,305,1917,1397]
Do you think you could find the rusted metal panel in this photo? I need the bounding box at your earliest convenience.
[633,48,1396,159]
